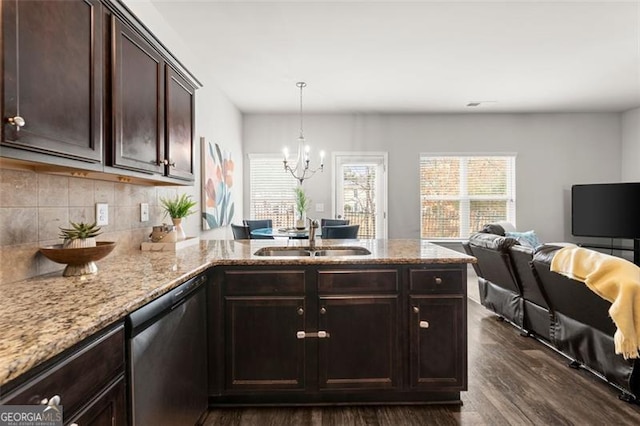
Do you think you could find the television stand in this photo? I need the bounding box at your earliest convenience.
[577,239,640,267]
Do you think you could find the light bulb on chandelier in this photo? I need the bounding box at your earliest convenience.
[283,82,324,185]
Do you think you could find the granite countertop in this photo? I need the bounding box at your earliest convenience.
[0,238,474,390]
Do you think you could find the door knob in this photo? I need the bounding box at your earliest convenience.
[297,307,304,315]
[7,116,25,130]
[320,307,327,315]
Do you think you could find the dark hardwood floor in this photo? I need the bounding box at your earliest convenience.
[204,296,640,425]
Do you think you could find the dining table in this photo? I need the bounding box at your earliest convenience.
[250,227,317,239]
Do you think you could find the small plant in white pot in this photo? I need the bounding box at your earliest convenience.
[160,194,197,240]
[294,186,310,230]
[59,221,102,248]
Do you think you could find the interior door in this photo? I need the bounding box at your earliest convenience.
[333,153,388,238]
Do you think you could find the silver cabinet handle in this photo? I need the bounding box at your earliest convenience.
[434,277,443,284]
[420,321,430,329]
[163,159,176,167]
[296,331,330,339]
[40,394,61,407]
[320,307,327,315]
[7,116,25,130]
[413,306,420,314]
[297,307,304,315]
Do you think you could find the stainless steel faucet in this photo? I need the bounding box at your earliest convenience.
[308,218,319,249]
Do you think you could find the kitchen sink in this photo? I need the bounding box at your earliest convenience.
[254,246,371,257]
[313,247,371,256]
[253,248,313,256]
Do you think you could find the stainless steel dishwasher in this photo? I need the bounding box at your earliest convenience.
[126,272,208,426]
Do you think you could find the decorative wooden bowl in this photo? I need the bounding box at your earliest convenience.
[39,242,116,277]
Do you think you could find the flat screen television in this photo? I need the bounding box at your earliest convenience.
[571,183,640,239]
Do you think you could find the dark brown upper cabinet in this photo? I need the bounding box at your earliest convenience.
[165,65,196,181]
[111,17,164,175]
[110,18,196,181]
[2,0,104,163]
[1,0,199,185]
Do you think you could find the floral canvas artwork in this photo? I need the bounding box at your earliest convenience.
[202,139,235,229]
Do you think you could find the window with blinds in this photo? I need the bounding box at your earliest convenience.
[420,154,516,239]
[249,154,298,228]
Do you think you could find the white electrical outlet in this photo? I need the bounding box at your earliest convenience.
[140,203,149,222]
[96,203,108,226]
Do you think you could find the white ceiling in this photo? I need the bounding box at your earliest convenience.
[149,0,640,114]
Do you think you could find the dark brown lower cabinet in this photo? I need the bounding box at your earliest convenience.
[212,263,467,405]
[225,296,306,391]
[0,324,126,425]
[409,296,466,390]
[318,295,399,390]
[66,376,126,426]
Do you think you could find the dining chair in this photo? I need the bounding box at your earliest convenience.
[322,224,360,239]
[320,218,350,228]
[243,219,274,239]
[231,223,251,240]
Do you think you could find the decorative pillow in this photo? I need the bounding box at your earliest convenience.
[480,223,506,236]
[505,230,541,248]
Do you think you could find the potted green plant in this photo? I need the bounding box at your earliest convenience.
[59,221,102,248]
[294,186,310,230]
[160,194,197,240]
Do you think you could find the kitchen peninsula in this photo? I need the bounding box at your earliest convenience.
[0,239,474,418]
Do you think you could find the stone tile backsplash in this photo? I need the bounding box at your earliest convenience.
[0,167,199,285]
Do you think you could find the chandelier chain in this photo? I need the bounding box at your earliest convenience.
[297,82,306,139]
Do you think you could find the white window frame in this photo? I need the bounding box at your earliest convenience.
[419,153,516,240]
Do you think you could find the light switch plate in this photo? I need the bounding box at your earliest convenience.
[96,203,108,226]
[315,203,325,212]
[140,203,149,222]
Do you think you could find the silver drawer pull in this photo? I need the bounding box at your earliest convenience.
[296,331,330,339]
[420,321,430,329]
[8,115,25,130]
[40,395,61,406]
[434,277,443,284]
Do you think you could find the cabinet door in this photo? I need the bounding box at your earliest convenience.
[111,17,164,174]
[165,65,195,181]
[225,297,306,391]
[2,0,103,162]
[409,296,466,390]
[318,296,399,390]
[66,376,126,426]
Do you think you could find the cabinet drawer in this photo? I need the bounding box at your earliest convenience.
[409,269,463,294]
[1,324,124,418]
[224,270,305,295]
[318,269,398,294]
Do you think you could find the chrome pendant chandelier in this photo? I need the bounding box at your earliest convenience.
[283,82,324,185]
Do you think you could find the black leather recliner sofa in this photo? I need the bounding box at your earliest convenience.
[463,231,524,328]
[532,245,640,400]
[465,223,640,400]
[462,225,552,341]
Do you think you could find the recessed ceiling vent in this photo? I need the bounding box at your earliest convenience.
[467,101,497,107]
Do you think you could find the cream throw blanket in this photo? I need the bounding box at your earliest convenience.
[550,246,640,359]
